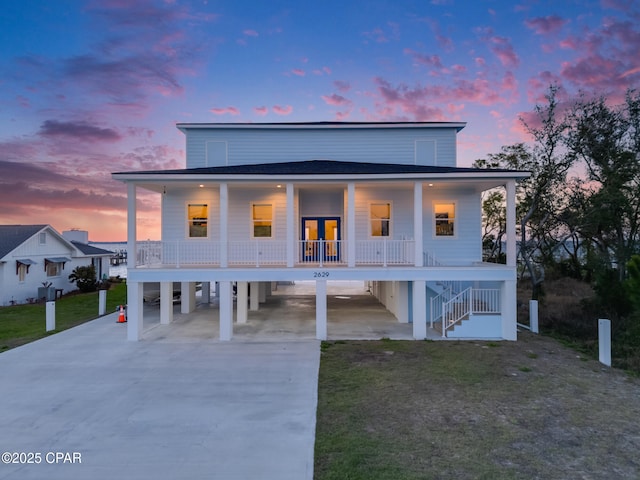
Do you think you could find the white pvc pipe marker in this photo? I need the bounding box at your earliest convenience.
[46,301,55,332]
[598,319,611,367]
[99,290,107,316]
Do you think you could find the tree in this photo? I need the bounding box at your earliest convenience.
[68,265,98,293]
[474,87,574,299]
[565,90,640,281]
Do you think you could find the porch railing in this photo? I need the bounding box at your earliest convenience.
[440,288,501,337]
[355,239,415,266]
[136,239,419,267]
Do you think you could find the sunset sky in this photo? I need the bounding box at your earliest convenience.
[1,0,638,241]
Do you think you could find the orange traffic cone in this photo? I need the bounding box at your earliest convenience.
[117,305,127,323]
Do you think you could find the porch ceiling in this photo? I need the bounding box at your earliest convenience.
[125,177,515,194]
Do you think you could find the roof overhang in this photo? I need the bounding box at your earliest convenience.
[176,121,467,133]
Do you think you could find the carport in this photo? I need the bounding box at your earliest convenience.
[139,281,418,342]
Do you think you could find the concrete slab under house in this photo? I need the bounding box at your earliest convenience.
[112,122,529,342]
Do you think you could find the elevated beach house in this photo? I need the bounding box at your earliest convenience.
[112,122,528,341]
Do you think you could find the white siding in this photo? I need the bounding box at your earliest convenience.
[159,183,482,266]
[228,187,288,241]
[184,127,458,168]
[423,188,482,265]
[162,187,220,242]
[0,229,80,305]
[354,186,414,239]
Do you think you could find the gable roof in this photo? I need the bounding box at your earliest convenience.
[71,241,114,256]
[0,225,47,259]
[114,159,527,177]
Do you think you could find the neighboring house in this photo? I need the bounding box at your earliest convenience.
[0,225,112,306]
[112,122,528,341]
[61,229,113,281]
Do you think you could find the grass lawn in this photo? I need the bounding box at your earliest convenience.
[314,334,640,480]
[0,283,127,352]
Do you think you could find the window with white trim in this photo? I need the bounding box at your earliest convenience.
[434,202,456,237]
[252,203,273,238]
[46,261,62,277]
[370,202,391,237]
[18,264,28,282]
[187,203,209,238]
[39,232,46,244]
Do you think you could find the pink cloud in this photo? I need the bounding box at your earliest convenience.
[321,94,351,106]
[39,120,122,142]
[524,15,568,35]
[334,80,351,92]
[272,105,293,115]
[601,0,636,12]
[559,36,579,49]
[253,106,268,116]
[291,69,306,76]
[210,106,240,115]
[243,29,258,36]
[371,70,520,122]
[404,48,444,69]
[323,66,331,75]
[487,36,519,67]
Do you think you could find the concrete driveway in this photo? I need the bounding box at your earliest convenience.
[0,312,320,480]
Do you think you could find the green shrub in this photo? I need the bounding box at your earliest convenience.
[68,265,98,293]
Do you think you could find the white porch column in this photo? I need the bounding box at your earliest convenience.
[259,282,267,303]
[506,180,517,267]
[396,281,409,323]
[127,183,137,268]
[160,281,173,325]
[414,182,424,267]
[201,281,211,304]
[501,279,517,340]
[316,280,327,340]
[237,281,248,324]
[412,280,427,339]
[127,281,143,341]
[286,183,295,267]
[220,183,229,267]
[181,282,196,313]
[219,281,233,341]
[249,281,260,310]
[347,182,356,267]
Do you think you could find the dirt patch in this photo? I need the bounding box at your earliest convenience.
[315,332,640,479]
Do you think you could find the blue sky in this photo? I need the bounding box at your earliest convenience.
[1,0,638,240]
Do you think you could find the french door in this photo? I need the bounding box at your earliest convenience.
[301,217,341,262]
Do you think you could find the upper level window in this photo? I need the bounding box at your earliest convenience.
[39,232,46,244]
[370,203,391,237]
[252,204,273,238]
[434,203,456,237]
[188,204,208,238]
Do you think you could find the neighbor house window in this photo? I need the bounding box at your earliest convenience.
[46,261,62,277]
[252,203,273,238]
[39,232,46,244]
[370,203,391,237]
[18,264,28,282]
[188,204,208,238]
[434,202,456,236]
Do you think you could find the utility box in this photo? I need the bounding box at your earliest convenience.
[38,287,56,302]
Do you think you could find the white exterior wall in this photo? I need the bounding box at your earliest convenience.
[160,182,483,266]
[184,127,458,168]
[162,187,221,242]
[0,231,77,305]
[355,186,414,240]
[423,188,482,265]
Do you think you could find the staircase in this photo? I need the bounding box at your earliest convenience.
[433,287,502,337]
